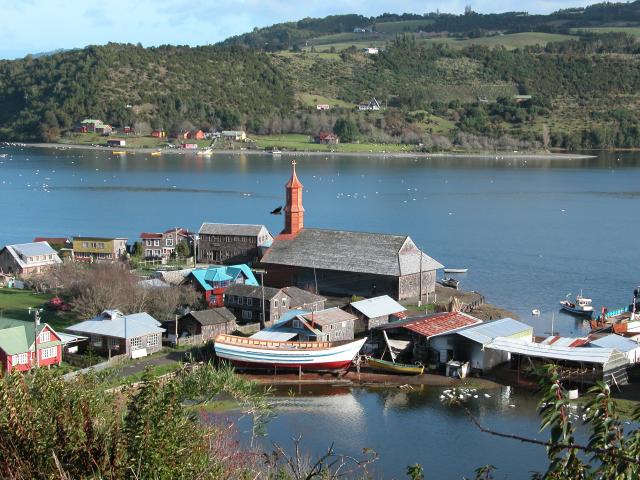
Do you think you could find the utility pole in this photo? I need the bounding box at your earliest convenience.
[418,248,423,308]
[253,269,267,330]
[28,307,42,368]
[313,264,318,295]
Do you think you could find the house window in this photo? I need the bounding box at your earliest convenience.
[242,310,252,320]
[12,353,28,365]
[247,297,253,306]
[39,331,51,343]
[146,240,153,246]
[166,238,174,246]
[274,299,279,308]
[41,346,57,360]
[153,240,160,246]
[293,319,302,329]
[147,334,160,347]
[108,338,120,350]
[91,335,102,347]
[342,322,347,328]
[129,337,143,350]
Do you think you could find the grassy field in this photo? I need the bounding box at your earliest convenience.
[60,133,168,149]
[374,19,435,33]
[0,289,77,330]
[570,26,640,36]
[253,133,419,153]
[295,92,354,108]
[310,32,577,52]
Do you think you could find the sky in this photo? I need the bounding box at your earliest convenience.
[0,0,601,59]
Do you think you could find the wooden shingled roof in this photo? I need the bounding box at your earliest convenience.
[261,228,442,277]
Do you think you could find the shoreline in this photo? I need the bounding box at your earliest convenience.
[14,142,596,160]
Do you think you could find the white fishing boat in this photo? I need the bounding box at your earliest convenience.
[444,268,468,274]
[214,333,366,372]
[196,148,213,156]
[269,149,282,155]
[560,293,593,317]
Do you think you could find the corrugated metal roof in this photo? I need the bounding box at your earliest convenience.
[250,330,298,341]
[591,334,640,353]
[5,242,62,268]
[485,337,624,365]
[190,265,258,291]
[350,295,406,319]
[539,336,590,348]
[66,311,164,339]
[457,318,532,344]
[0,326,29,355]
[380,312,482,338]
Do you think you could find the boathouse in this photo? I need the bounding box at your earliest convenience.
[428,317,533,373]
[484,336,631,386]
[346,295,406,333]
[261,161,443,300]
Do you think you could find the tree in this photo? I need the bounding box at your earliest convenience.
[333,117,359,142]
[175,240,191,258]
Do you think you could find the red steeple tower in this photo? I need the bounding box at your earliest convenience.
[283,160,304,235]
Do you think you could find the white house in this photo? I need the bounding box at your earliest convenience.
[357,98,381,111]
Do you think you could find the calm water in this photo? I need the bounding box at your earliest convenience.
[1,146,638,336]
[205,385,591,479]
[3,146,638,477]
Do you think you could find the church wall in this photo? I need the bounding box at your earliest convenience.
[398,270,437,301]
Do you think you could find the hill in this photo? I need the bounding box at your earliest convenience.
[3,4,640,151]
[221,2,640,52]
[0,43,293,141]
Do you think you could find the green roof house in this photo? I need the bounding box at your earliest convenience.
[0,319,63,373]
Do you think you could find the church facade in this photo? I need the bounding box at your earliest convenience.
[261,162,443,301]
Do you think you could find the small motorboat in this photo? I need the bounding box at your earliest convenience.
[366,357,424,375]
[269,149,282,155]
[439,277,459,289]
[196,148,213,156]
[444,268,468,274]
[111,151,126,155]
[150,150,162,156]
[560,293,593,317]
[531,309,541,316]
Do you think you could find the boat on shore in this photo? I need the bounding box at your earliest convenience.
[444,268,468,274]
[560,293,593,317]
[150,150,162,156]
[439,277,459,289]
[214,333,366,372]
[366,357,424,375]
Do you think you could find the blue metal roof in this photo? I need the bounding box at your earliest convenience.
[190,264,258,291]
[590,334,640,353]
[457,318,533,344]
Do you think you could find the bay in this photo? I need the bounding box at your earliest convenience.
[1,146,638,336]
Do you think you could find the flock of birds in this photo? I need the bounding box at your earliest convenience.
[440,387,496,404]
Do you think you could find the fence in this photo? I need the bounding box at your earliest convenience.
[62,353,128,380]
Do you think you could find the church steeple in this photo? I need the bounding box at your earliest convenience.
[283,160,304,235]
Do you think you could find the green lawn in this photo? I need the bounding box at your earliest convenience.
[60,133,168,149]
[252,133,419,153]
[295,92,354,109]
[311,32,577,52]
[0,289,78,330]
[571,26,640,36]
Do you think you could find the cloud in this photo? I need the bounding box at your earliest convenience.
[0,0,603,59]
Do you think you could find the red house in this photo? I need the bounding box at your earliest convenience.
[0,319,63,374]
[314,132,340,144]
[151,130,166,138]
[187,130,205,140]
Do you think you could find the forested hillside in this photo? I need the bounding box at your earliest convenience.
[0,44,293,141]
[3,2,640,150]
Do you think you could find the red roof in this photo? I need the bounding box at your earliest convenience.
[397,312,482,338]
[140,232,162,239]
[33,237,68,244]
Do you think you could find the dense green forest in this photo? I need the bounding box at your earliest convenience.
[3,2,640,150]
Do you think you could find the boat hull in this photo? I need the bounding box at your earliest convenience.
[560,305,593,317]
[444,269,467,274]
[367,358,424,375]
[214,335,366,372]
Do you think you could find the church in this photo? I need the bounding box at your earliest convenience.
[260,161,443,301]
